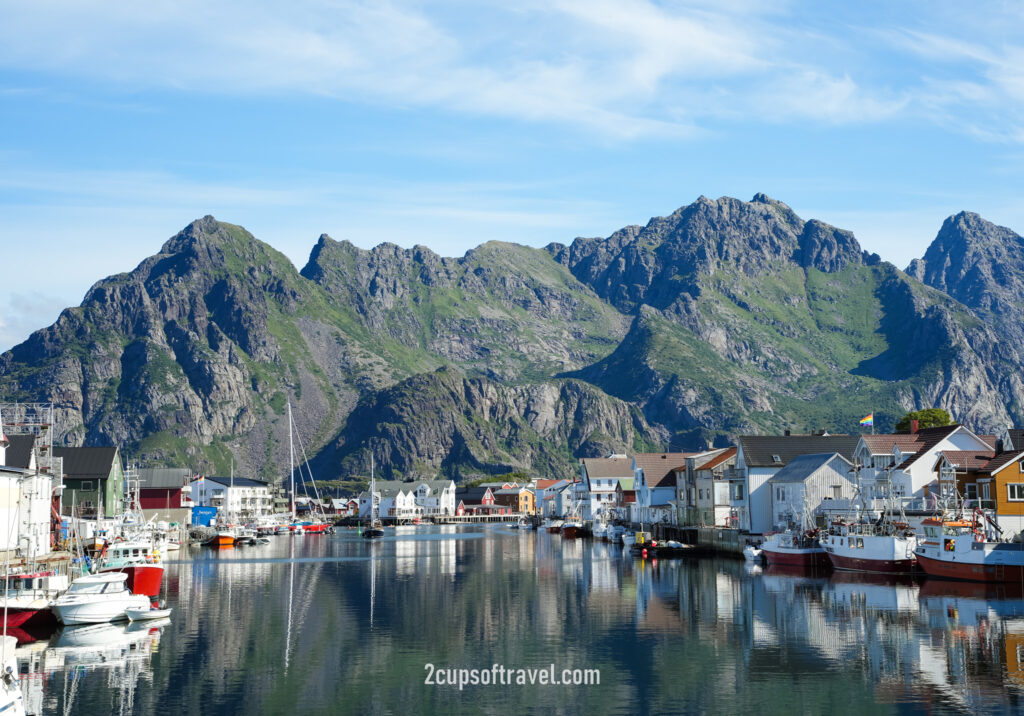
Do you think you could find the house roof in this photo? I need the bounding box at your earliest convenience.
[984,451,1024,475]
[617,477,635,491]
[1005,429,1024,451]
[137,467,190,489]
[937,450,997,471]
[454,486,493,503]
[203,475,269,489]
[859,434,923,455]
[696,447,737,472]
[3,435,35,469]
[767,453,853,484]
[416,479,454,494]
[535,479,560,489]
[738,435,859,468]
[580,457,634,479]
[478,481,519,488]
[52,446,120,480]
[893,425,993,470]
[634,452,700,488]
[358,480,420,499]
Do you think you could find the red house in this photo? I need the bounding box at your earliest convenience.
[137,468,192,520]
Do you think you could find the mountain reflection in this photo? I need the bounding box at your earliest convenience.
[16,527,1024,715]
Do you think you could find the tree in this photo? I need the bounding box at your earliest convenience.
[895,408,953,432]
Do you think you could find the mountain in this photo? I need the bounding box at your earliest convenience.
[2,196,1022,482]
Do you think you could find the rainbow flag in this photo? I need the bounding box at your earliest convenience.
[859,413,874,427]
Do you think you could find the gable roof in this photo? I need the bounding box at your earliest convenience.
[936,450,997,471]
[696,447,737,472]
[738,435,859,468]
[984,451,1024,475]
[138,467,191,489]
[859,434,923,455]
[535,479,560,489]
[895,425,993,470]
[454,486,493,504]
[580,457,634,479]
[3,435,36,470]
[767,453,853,484]
[1005,429,1024,451]
[52,446,120,480]
[634,452,699,488]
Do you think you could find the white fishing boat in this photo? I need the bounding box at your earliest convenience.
[606,524,625,544]
[592,520,608,541]
[50,573,151,625]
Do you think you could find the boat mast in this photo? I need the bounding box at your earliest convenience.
[289,402,295,521]
[370,453,375,526]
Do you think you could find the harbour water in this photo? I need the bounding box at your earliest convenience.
[14,525,1024,715]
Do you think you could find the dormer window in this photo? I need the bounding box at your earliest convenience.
[772,455,782,465]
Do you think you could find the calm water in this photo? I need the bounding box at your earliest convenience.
[14,525,1024,715]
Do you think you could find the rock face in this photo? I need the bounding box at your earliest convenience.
[2,196,1023,482]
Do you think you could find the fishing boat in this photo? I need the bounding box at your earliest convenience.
[821,520,919,574]
[96,539,165,596]
[205,529,236,548]
[0,636,24,716]
[606,523,625,544]
[546,519,563,534]
[914,513,1024,582]
[0,570,68,627]
[761,529,831,569]
[592,520,608,541]
[50,573,151,625]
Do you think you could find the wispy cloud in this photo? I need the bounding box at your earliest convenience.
[0,0,938,138]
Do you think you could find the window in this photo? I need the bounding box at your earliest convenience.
[81,481,94,491]
[731,484,744,501]
[965,484,978,500]
[772,455,782,464]
[775,487,786,502]
[1008,484,1024,502]
[832,486,841,499]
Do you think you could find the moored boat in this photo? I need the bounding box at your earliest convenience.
[126,606,173,621]
[761,529,831,569]
[821,522,919,574]
[96,539,165,596]
[0,570,67,627]
[561,521,581,539]
[50,573,151,625]
[914,515,1024,582]
[546,520,563,534]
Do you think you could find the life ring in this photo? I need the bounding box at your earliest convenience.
[974,529,985,543]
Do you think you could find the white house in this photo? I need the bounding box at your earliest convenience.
[191,476,273,519]
[888,425,995,499]
[359,479,457,521]
[632,452,694,525]
[580,456,634,519]
[767,453,855,530]
[0,428,63,560]
[734,434,860,534]
[680,447,738,527]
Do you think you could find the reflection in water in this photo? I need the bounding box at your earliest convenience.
[15,526,1024,715]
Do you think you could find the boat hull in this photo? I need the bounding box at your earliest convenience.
[362,529,384,539]
[762,546,831,569]
[207,533,235,547]
[826,552,918,574]
[53,595,152,625]
[2,607,56,628]
[99,565,164,597]
[916,552,1024,583]
[561,525,579,539]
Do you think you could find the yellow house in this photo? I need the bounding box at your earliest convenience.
[493,487,536,515]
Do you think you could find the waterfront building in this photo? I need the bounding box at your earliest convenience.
[676,447,737,527]
[191,475,273,519]
[887,424,994,498]
[732,434,859,534]
[580,456,633,520]
[359,479,456,521]
[54,446,125,519]
[493,486,535,515]
[632,452,697,525]
[137,467,193,525]
[767,452,855,530]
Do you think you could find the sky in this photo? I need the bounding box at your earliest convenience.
[1,1,1023,351]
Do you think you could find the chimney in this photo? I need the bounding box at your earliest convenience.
[997,438,1005,453]
[910,419,919,434]
[784,429,791,437]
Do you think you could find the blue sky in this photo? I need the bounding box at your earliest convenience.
[2,1,1023,351]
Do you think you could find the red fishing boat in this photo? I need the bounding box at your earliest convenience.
[761,529,831,569]
[96,539,165,596]
[914,515,1024,582]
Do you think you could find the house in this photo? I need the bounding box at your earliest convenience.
[767,453,855,530]
[979,451,1024,538]
[358,481,419,522]
[853,433,925,486]
[191,475,273,519]
[733,434,860,534]
[0,429,55,560]
[136,467,193,525]
[632,452,698,525]
[455,487,513,516]
[580,456,634,519]
[329,498,359,516]
[677,447,738,527]
[53,446,125,519]
[493,487,536,515]
[411,480,457,517]
[543,482,575,517]
[889,425,995,499]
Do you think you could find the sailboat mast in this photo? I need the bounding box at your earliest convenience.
[289,402,295,520]
[370,453,375,524]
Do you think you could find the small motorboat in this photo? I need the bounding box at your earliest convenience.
[51,573,151,625]
[126,606,173,622]
[743,544,763,563]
